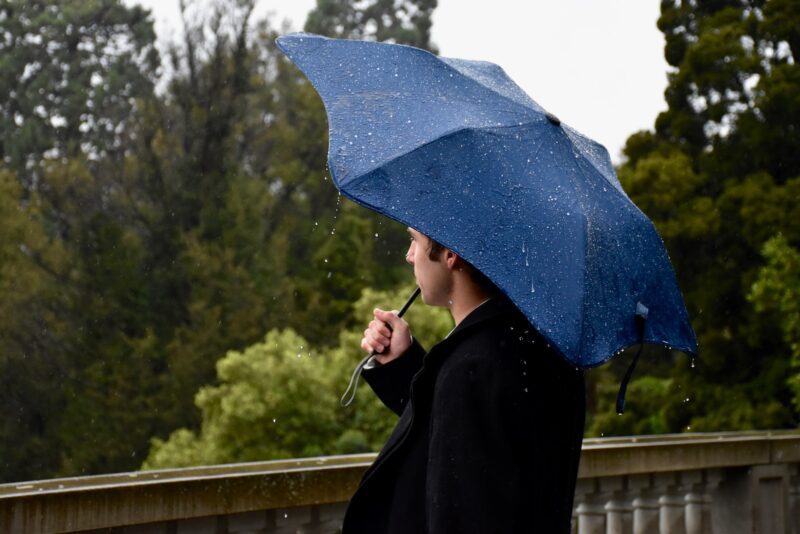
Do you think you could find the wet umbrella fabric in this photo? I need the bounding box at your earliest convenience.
[276,33,697,369]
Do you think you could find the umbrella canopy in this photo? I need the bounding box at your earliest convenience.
[276,32,697,368]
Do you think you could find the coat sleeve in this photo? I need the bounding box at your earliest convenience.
[361,338,426,416]
[425,344,582,534]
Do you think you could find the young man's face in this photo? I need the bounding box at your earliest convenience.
[406,228,452,307]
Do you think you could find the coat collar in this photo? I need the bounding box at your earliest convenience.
[433,295,518,351]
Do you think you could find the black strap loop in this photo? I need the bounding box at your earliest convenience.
[340,287,421,407]
[616,303,648,414]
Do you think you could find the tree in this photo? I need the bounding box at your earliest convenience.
[143,285,452,469]
[0,0,162,481]
[0,168,72,481]
[750,235,800,410]
[0,0,441,482]
[305,0,438,51]
[0,0,158,180]
[594,0,800,435]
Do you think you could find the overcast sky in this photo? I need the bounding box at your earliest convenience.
[130,0,669,163]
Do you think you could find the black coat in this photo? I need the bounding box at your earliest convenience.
[342,297,586,534]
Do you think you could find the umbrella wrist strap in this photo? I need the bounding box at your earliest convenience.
[341,353,373,407]
[340,287,421,407]
[615,312,647,414]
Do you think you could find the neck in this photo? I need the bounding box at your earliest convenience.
[448,286,493,325]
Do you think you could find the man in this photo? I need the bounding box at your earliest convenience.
[341,228,586,533]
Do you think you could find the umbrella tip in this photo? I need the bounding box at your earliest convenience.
[545,112,561,126]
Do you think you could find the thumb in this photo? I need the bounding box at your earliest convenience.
[374,308,403,330]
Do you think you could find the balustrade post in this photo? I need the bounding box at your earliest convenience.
[575,478,607,534]
[701,469,723,534]
[657,473,686,534]
[683,470,710,534]
[629,474,659,534]
[602,476,633,534]
[790,464,800,534]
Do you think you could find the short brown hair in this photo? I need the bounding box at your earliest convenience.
[426,236,499,296]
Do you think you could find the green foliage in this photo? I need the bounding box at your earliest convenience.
[0,0,158,175]
[607,0,800,435]
[143,285,452,469]
[749,235,800,410]
[0,167,71,481]
[305,0,438,51]
[0,0,160,480]
[589,373,674,437]
[0,0,438,482]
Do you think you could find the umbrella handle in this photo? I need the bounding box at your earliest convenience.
[340,287,421,407]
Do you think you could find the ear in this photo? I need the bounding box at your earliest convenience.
[444,250,460,270]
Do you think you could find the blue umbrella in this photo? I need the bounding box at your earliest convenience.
[276,33,698,378]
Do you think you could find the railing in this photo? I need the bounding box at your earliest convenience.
[1,431,798,533]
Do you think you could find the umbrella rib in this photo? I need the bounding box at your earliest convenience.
[341,119,548,188]
[547,130,601,361]
[433,56,543,120]
[561,126,620,191]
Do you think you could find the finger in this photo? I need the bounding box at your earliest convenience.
[364,327,390,347]
[361,337,381,354]
[364,330,388,352]
[368,320,392,338]
[374,308,404,331]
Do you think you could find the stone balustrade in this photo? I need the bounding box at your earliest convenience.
[1,431,798,533]
[572,431,800,533]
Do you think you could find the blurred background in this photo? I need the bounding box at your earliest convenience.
[0,0,798,483]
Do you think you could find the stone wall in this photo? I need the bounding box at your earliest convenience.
[1,431,798,533]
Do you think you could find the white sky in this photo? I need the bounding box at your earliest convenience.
[131,0,669,163]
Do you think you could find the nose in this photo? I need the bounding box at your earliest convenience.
[405,242,414,265]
